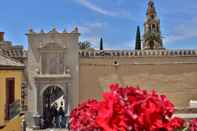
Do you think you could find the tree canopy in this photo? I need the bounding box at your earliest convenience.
[79,41,92,50]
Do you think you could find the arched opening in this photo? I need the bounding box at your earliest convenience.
[149,26,151,32]
[152,24,156,32]
[42,86,67,129]
[149,41,154,49]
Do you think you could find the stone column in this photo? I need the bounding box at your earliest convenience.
[32,113,41,129]
[32,85,41,129]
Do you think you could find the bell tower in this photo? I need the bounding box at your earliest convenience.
[143,0,164,50]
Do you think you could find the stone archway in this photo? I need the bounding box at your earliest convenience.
[41,85,67,129]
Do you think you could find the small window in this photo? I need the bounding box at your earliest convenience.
[113,61,119,66]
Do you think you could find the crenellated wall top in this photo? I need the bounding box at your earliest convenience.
[79,49,197,58]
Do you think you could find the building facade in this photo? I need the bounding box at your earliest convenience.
[0,53,24,131]
[25,28,80,128]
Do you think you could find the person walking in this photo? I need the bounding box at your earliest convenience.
[51,103,59,128]
[59,102,66,128]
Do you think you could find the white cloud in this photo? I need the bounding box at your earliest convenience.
[80,36,98,46]
[165,18,197,44]
[113,40,135,50]
[77,21,135,50]
[77,22,106,48]
[78,0,117,16]
[78,22,105,34]
[77,0,133,20]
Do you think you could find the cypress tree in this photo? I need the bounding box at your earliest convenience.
[135,26,141,50]
[100,37,103,50]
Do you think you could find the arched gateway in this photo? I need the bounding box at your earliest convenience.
[42,85,67,128]
[42,86,65,114]
[40,85,68,116]
[26,28,80,129]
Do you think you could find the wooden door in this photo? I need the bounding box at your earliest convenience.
[5,78,15,120]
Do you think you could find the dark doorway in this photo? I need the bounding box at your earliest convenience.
[42,86,66,129]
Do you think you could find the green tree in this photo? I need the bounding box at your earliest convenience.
[79,41,91,50]
[100,37,103,50]
[135,26,141,50]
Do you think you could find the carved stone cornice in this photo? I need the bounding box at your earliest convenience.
[34,74,71,81]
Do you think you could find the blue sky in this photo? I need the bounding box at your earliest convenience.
[0,0,197,49]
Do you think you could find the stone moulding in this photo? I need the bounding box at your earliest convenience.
[34,74,71,80]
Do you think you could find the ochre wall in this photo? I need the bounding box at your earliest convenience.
[79,56,197,107]
[0,116,22,131]
[0,70,23,131]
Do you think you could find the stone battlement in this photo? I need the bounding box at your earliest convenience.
[79,49,197,58]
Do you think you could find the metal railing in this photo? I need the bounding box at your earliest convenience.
[6,100,21,120]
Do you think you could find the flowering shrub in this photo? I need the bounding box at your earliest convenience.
[70,84,197,131]
[70,99,102,130]
[190,118,197,131]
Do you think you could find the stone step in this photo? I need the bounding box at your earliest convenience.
[26,128,68,131]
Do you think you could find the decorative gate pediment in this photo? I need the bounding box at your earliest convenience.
[39,42,65,50]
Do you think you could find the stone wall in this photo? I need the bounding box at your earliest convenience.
[79,54,197,108]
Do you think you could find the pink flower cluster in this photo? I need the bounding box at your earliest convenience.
[70,84,197,131]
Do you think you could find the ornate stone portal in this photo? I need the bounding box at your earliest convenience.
[26,28,80,129]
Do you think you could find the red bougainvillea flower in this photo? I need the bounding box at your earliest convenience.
[190,118,197,131]
[70,84,185,131]
[70,99,102,131]
[166,117,185,130]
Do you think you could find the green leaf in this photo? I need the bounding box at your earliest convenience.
[180,127,189,131]
[98,84,106,91]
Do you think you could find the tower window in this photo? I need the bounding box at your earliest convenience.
[149,41,154,49]
[152,24,156,32]
[149,26,151,32]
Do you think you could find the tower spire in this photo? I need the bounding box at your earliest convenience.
[146,0,157,19]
